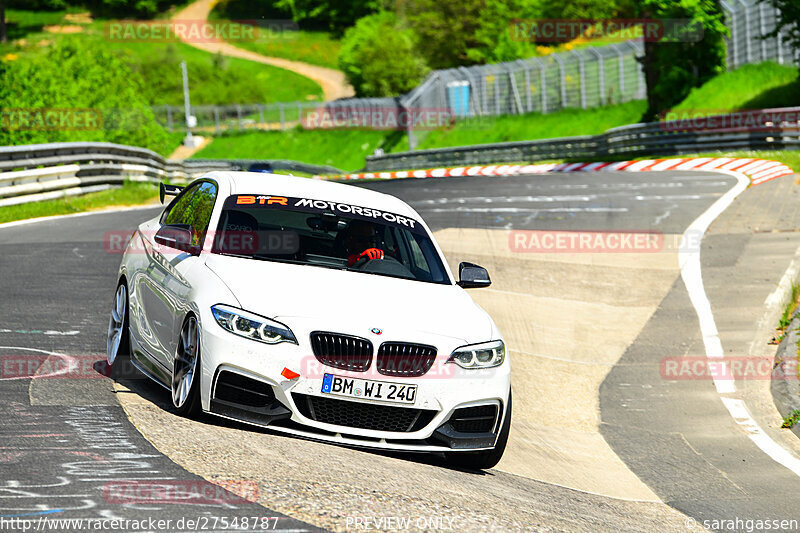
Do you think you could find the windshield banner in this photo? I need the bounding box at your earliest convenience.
[226,194,424,234]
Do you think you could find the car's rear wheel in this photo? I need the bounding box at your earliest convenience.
[444,391,512,470]
[172,315,202,417]
[106,282,131,375]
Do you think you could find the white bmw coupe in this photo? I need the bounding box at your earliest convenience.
[107,172,511,468]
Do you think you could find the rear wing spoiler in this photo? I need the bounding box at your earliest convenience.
[159,183,184,204]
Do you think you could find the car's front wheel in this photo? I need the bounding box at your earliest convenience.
[106,282,131,376]
[444,391,512,470]
[172,315,202,417]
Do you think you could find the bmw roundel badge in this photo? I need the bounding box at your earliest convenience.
[370,328,383,335]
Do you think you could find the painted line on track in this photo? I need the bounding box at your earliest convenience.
[0,204,160,231]
[0,346,79,381]
[4,160,800,483]
[677,167,800,477]
[329,157,800,478]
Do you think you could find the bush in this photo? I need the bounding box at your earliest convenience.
[338,12,428,97]
[0,37,174,155]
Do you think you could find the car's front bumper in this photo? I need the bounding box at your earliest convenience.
[199,315,511,452]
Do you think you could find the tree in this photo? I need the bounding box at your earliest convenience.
[467,0,540,64]
[634,0,728,121]
[217,0,380,36]
[338,11,428,97]
[0,37,173,154]
[759,0,800,56]
[403,0,485,69]
[537,0,619,21]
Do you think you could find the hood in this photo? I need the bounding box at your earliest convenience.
[204,254,493,344]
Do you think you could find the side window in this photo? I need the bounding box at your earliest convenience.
[182,182,217,246]
[163,182,218,247]
[163,184,200,226]
[408,235,430,275]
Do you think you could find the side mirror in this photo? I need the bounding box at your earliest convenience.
[457,262,491,288]
[160,183,184,204]
[154,224,199,255]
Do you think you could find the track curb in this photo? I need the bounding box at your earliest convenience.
[320,157,794,186]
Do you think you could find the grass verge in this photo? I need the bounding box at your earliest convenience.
[670,62,800,115]
[192,101,647,170]
[0,181,160,225]
[409,101,647,151]
[191,128,391,171]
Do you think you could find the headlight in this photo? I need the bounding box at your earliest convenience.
[211,304,297,345]
[447,340,505,369]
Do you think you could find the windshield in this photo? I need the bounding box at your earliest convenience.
[211,194,451,285]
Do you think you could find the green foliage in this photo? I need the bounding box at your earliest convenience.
[107,41,323,105]
[467,0,540,64]
[208,6,343,70]
[338,11,428,97]
[0,37,175,155]
[274,0,378,35]
[404,0,484,69]
[192,101,646,169]
[6,0,71,9]
[760,0,800,58]
[782,409,800,429]
[192,127,390,171]
[0,180,159,225]
[415,101,647,151]
[215,0,378,36]
[670,62,800,113]
[81,0,183,18]
[635,0,728,120]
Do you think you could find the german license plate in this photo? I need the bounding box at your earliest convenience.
[321,373,417,405]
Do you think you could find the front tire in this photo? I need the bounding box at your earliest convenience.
[106,282,131,377]
[444,391,512,470]
[172,315,202,417]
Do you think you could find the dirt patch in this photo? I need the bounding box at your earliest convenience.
[43,25,84,34]
[64,12,93,24]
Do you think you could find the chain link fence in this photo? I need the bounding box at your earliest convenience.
[722,0,799,68]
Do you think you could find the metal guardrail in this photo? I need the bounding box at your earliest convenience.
[0,142,343,207]
[364,107,800,171]
[2,107,798,206]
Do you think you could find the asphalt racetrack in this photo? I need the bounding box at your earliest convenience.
[2,170,800,531]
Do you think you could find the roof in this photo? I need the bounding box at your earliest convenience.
[207,171,419,218]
